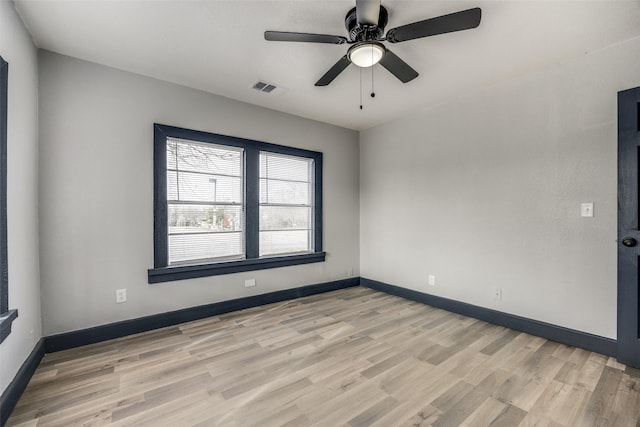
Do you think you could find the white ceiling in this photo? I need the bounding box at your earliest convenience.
[13,0,640,131]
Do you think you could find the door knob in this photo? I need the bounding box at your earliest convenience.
[622,237,638,247]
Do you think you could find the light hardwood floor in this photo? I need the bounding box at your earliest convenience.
[6,287,640,426]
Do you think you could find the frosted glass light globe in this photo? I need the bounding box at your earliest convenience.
[348,43,385,67]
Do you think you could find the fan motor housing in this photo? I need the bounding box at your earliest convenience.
[345,6,388,42]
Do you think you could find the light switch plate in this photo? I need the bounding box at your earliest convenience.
[581,203,594,217]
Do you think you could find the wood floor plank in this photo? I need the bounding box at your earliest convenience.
[612,372,640,421]
[6,287,640,427]
[400,404,442,426]
[460,397,508,426]
[578,365,624,426]
[488,403,528,427]
[431,370,512,427]
[347,395,399,426]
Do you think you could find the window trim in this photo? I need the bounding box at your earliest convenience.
[148,124,324,283]
[0,55,18,344]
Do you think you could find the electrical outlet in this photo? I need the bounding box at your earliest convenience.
[245,279,256,287]
[115,288,127,303]
[428,275,436,286]
[493,287,502,301]
[347,268,354,277]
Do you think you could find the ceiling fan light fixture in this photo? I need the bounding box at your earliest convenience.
[348,42,385,67]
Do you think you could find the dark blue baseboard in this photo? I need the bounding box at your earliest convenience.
[45,277,360,353]
[0,339,45,427]
[361,278,617,358]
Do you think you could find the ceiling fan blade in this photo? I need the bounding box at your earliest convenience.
[386,8,481,43]
[315,55,351,86]
[356,0,381,26]
[264,31,347,44]
[379,49,418,83]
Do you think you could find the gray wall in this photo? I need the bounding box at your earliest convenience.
[360,37,640,340]
[38,51,360,336]
[0,1,42,394]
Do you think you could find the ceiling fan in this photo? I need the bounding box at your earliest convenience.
[264,0,481,87]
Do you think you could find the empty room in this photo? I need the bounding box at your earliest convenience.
[1,0,640,425]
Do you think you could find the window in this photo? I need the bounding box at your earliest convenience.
[149,124,324,283]
[167,138,244,265]
[0,55,17,344]
[259,152,314,257]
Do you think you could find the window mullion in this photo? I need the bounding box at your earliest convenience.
[154,125,169,267]
[245,147,260,259]
[313,159,322,252]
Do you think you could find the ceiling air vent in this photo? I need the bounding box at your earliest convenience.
[251,81,285,95]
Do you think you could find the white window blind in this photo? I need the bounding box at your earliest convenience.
[259,152,313,257]
[166,137,244,265]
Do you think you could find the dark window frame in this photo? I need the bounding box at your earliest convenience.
[0,55,18,344]
[148,124,325,284]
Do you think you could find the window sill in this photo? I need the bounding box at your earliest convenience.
[148,252,326,284]
[0,309,18,344]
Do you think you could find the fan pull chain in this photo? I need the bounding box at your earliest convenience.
[371,61,375,98]
[359,67,363,110]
